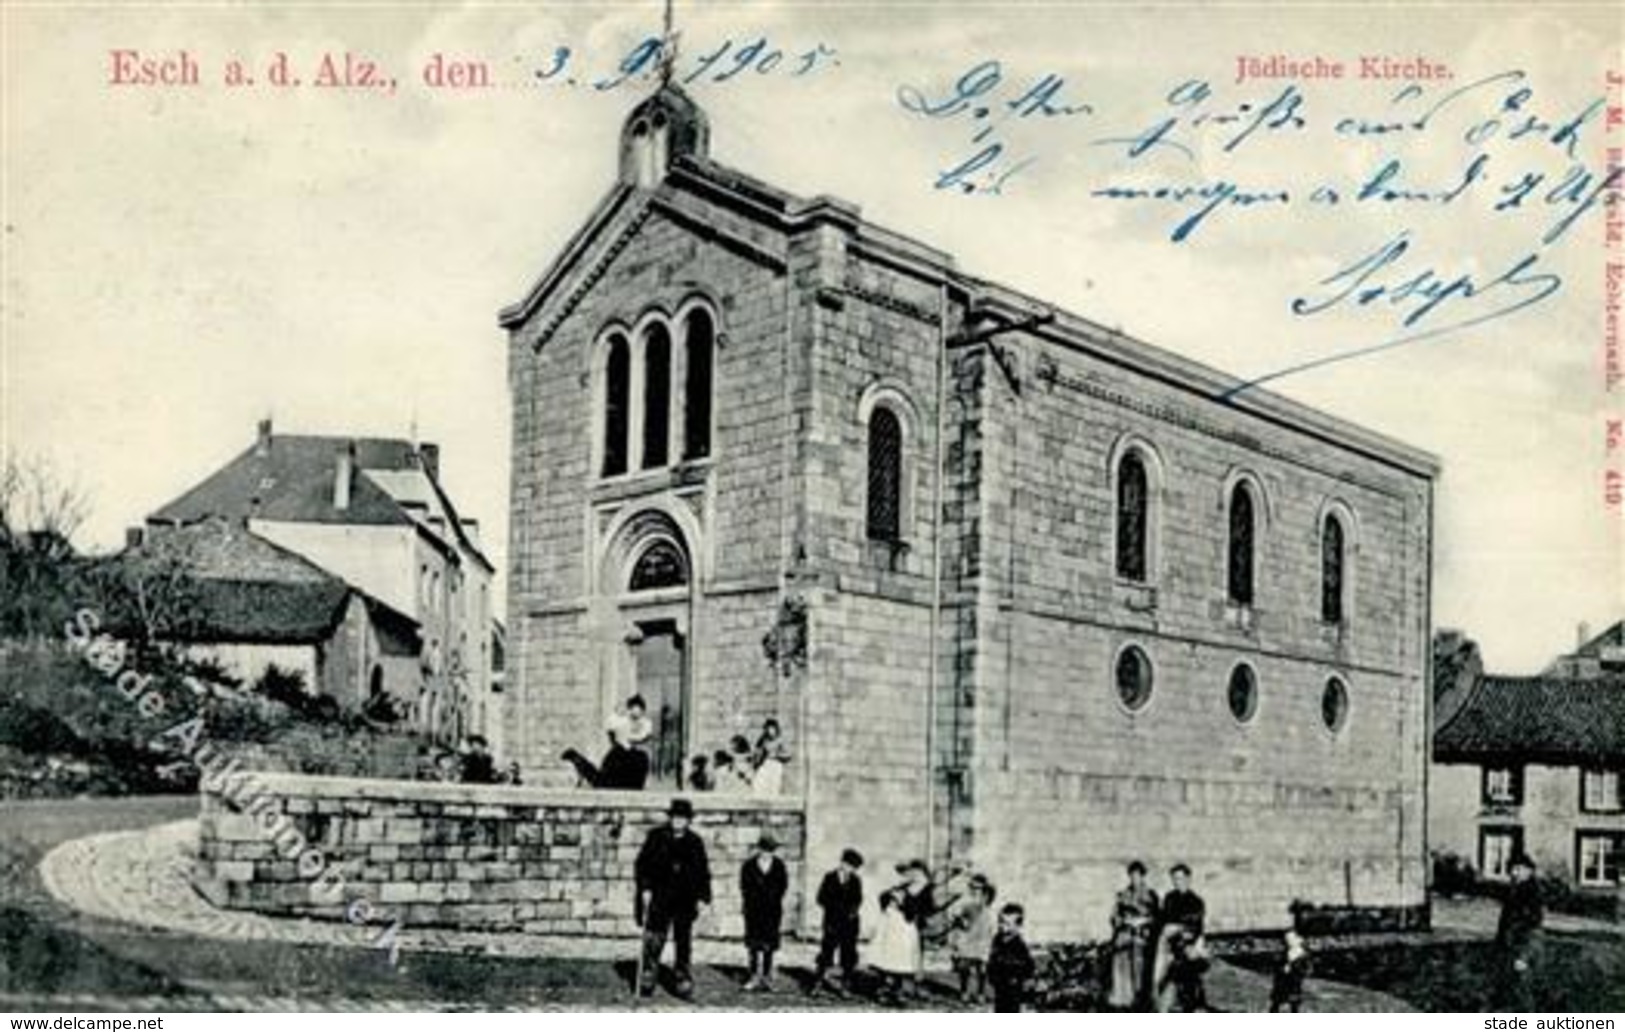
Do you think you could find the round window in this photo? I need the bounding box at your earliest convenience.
[1115,645,1154,711]
[1227,664,1258,724]
[1322,677,1350,733]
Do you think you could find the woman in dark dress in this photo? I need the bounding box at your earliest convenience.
[1107,860,1159,1010]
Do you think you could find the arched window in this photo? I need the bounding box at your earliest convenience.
[867,407,904,542]
[641,324,672,469]
[682,309,714,461]
[1322,514,1346,625]
[629,539,688,591]
[602,334,631,477]
[1228,482,1256,606]
[1115,452,1149,582]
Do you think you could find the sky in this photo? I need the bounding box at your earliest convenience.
[3,1,1621,674]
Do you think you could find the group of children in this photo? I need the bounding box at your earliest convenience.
[742,846,1038,1011]
[738,842,1315,1013]
[687,718,790,797]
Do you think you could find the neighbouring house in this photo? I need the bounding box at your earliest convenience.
[144,421,496,748]
[112,517,420,708]
[1432,629,1625,894]
[498,83,1437,939]
[1544,620,1625,680]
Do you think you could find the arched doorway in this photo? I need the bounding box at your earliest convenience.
[599,509,695,786]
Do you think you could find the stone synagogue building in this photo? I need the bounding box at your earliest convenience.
[496,85,1438,940]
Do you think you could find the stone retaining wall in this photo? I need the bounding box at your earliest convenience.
[192,773,805,938]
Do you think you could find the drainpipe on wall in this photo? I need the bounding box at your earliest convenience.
[924,281,951,869]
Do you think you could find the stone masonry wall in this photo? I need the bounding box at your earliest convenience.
[192,774,804,938]
[505,193,796,784]
[958,323,1431,942]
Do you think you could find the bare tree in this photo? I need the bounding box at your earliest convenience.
[1,455,94,638]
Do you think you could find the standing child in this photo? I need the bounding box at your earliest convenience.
[1270,929,1312,1013]
[870,860,932,1004]
[810,848,865,996]
[948,874,997,1003]
[987,902,1037,1013]
[739,832,789,991]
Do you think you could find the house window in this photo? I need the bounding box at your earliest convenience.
[1115,452,1149,582]
[602,333,631,476]
[1322,513,1346,625]
[866,407,904,542]
[1480,826,1523,881]
[1227,482,1256,606]
[682,308,714,460]
[1115,644,1154,712]
[1482,766,1524,806]
[1227,663,1259,724]
[641,323,672,469]
[1581,768,1624,813]
[1577,832,1623,887]
[1321,676,1350,733]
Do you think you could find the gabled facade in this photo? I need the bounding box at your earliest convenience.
[502,85,1437,939]
[148,421,496,747]
[1433,669,1625,892]
[114,517,421,708]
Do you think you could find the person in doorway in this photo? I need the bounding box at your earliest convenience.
[1106,860,1159,1010]
[739,832,789,992]
[634,798,712,999]
[458,735,498,785]
[561,695,652,789]
[986,902,1037,1013]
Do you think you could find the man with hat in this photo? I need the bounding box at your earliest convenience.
[739,830,789,991]
[635,797,712,998]
[1495,851,1544,1008]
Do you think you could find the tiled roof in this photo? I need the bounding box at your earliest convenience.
[113,520,417,646]
[1574,621,1625,658]
[1434,674,1625,765]
[148,431,492,571]
[149,435,418,528]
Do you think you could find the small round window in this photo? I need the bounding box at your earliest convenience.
[1322,676,1350,733]
[1115,645,1154,712]
[1227,664,1258,724]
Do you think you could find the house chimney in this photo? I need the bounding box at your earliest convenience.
[334,442,354,511]
[1577,621,1592,651]
[256,417,273,457]
[419,442,440,481]
[125,526,144,550]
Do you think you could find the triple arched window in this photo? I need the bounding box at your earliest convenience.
[597,303,716,478]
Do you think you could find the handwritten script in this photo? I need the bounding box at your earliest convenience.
[899,62,1624,396]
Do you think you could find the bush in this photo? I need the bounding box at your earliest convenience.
[1032,941,1107,1011]
[1432,849,1479,898]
